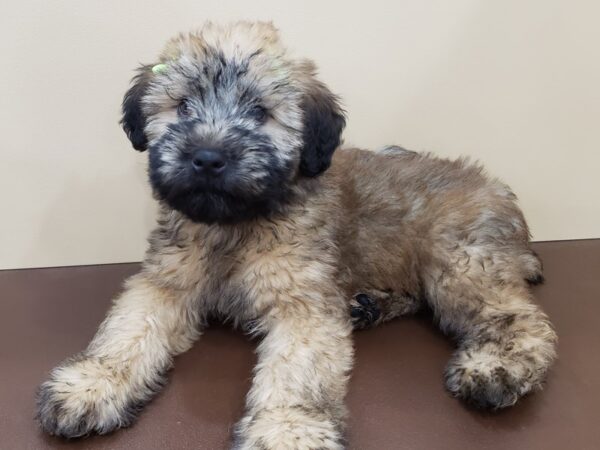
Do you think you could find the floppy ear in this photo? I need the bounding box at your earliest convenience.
[120,66,152,151]
[299,78,346,177]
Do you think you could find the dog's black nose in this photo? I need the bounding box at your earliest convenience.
[191,148,227,175]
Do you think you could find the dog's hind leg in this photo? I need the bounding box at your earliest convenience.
[350,289,422,330]
[425,254,557,409]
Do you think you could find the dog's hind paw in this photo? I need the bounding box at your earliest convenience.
[350,293,381,330]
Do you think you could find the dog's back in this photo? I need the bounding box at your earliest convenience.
[323,147,538,297]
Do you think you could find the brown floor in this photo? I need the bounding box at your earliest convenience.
[1,240,599,450]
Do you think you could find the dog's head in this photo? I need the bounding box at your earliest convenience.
[120,22,345,223]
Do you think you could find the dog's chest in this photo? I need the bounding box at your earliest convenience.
[199,226,303,320]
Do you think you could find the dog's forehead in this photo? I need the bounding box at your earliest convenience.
[161,22,286,70]
[152,22,296,102]
[198,21,284,59]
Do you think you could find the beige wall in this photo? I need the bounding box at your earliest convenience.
[2,0,599,269]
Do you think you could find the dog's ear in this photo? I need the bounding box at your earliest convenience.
[299,76,346,177]
[120,66,152,151]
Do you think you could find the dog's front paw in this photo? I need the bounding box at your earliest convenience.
[36,356,136,438]
[233,407,345,450]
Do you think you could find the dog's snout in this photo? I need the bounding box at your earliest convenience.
[191,148,227,175]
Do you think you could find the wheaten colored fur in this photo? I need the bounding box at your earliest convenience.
[37,22,556,449]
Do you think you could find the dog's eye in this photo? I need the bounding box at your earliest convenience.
[177,99,191,117]
[251,105,268,123]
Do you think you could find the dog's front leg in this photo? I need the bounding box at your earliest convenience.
[36,272,201,438]
[234,293,354,450]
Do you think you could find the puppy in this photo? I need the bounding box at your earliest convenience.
[37,22,556,449]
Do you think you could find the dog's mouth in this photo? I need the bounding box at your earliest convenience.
[160,170,259,203]
[163,189,287,224]
[150,170,292,224]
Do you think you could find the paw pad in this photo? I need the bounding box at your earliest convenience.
[350,293,381,329]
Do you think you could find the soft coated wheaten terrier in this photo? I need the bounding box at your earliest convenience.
[37,21,556,449]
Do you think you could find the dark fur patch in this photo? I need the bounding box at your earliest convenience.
[299,81,346,177]
[120,66,152,151]
[526,273,545,285]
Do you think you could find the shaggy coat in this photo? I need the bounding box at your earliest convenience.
[37,22,556,449]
